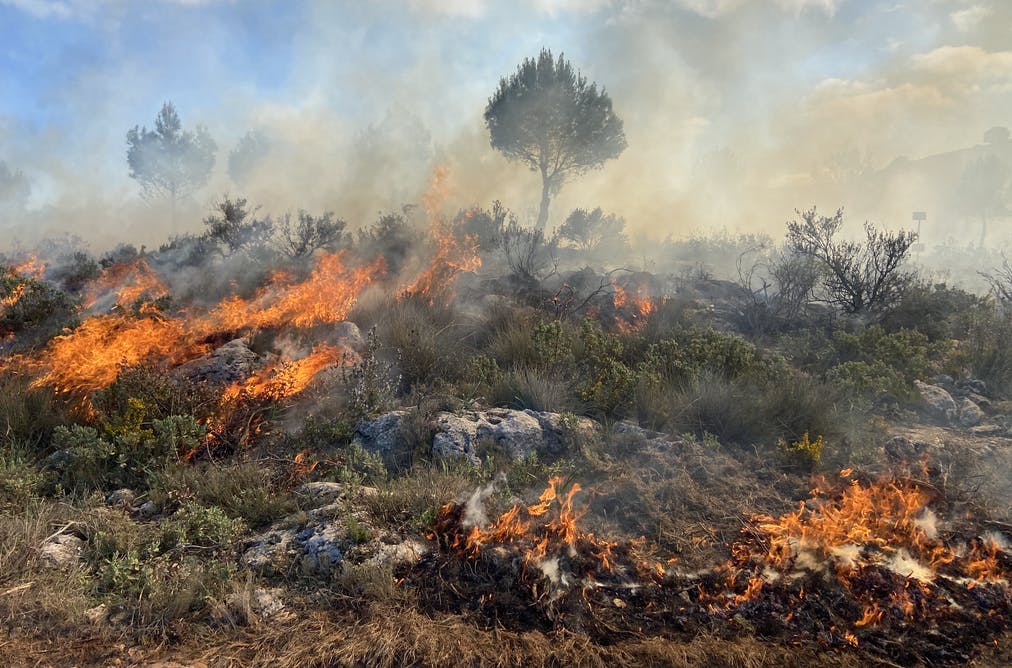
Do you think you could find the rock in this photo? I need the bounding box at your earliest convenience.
[970,423,1006,437]
[40,533,84,568]
[84,604,108,625]
[352,410,409,458]
[242,530,297,575]
[885,436,918,461]
[176,338,262,385]
[958,398,986,428]
[296,481,346,507]
[367,537,429,569]
[329,321,365,351]
[135,501,158,519]
[967,392,992,411]
[243,521,350,577]
[251,587,287,619]
[915,381,957,423]
[106,488,136,509]
[431,408,596,465]
[957,378,988,396]
[297,523,347,574]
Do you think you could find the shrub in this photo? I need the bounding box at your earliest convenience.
[0,370,70,450]
[777,432,824,470]
[92,366,220,424]
[576,319,636,417]
[151,461,295,528]
[0,268,77,346]
[161,502,247,549]
[52,415,204,492]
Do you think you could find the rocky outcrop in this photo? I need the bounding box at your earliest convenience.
[958,398,986,428]
[915,381,957,423]
[176,338,262,385]
[353,408,597,466]
[40,533,84,568]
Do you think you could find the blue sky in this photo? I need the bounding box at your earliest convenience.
[0,0,1009,244]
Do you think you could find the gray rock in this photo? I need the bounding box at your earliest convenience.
[135,501,158,519]
[40,533,83,568]
[297,523,347,574]
[366,537,429,569]
[959,398,986,428]
[352,410,409,457]
[967,392,992,411]
[431,408,596,465]
[970,423,1006,437]
[176,338,262,385]
[106,488,136,509]
[251,588,287,619]
[296,481,346,507]
[915,381,957,423]
[885,436,918,461]
[242,530,296,575]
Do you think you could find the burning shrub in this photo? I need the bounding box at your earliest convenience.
[0,267,77,346]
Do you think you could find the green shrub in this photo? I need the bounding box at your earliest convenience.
[777,432,824,470]
[161,502,246,549]
[0,269,77,346]
[151,461,295,528]
[0,370,69,450]
[0,447,49,508]
[576,319,636,416]
[955,309,1012,398]
[92,365,219,424]
[52,415,204,492]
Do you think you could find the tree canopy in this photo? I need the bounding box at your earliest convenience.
[127,102,216,223]
[484,49,626,229]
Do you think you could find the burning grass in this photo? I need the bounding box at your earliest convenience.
[423,469,1011,665]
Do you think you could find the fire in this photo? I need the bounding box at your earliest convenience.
[402,165,481,303]
[200,252,385,333]
[29,250,383,400]
[222,343,348,402]
[1,283,27,316]
[12,255,45,280]
[402,225,481,303]
[30,314,194,395]
[611,279,659,333]
[83,258,169,312]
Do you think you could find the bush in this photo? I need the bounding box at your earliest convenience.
[52,415,204,492]
[0,370,70,450]
[0,268,77,346]
[161,502,246,549]
[151,461,295,528]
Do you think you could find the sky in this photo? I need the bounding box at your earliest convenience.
[0,0,1010,249]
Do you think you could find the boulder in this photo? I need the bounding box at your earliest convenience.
[914,381,957,423]
[351,410,410,459]
[958,398,986,428]
[431,408,596,465]
[40,533,84,568]
[176,338,262,385]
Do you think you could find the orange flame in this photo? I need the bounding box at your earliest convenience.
[83,259,169,312]
[222,343,348,402]
[12,255,45,280]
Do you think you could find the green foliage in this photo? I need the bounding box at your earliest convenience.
[954,308,1012,398]
[52,415,204,492]
[576,319,636,416]
[161,502,246,549]
[0,370,69,449]
[345,515,372,545]
[0,268,77,345]
[485,48,626,228]
[93,365,219,423]
[0,446,50,508]
[343,326,398,418]
[151,461,295,527]
[777,432,824,470]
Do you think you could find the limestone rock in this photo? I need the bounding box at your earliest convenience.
[915,381,957,423]
[40,533,84,568]
[958,398,986,428]
[176,338,262,385]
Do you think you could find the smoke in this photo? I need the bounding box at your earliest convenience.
[463,472,506,529]
[1,0,1010,261]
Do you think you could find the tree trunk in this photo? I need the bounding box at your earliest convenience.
[536,172,551,231]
